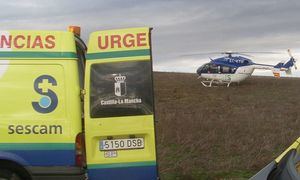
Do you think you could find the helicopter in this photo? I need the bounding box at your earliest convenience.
[195,49,297,87]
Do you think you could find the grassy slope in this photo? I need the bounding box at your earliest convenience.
[153,72,300,180]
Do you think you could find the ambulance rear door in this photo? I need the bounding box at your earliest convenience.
[84,27,158,180]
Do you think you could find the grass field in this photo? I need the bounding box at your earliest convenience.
[153,72,300,180]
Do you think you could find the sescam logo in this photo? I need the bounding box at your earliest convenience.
[32,75,58,114]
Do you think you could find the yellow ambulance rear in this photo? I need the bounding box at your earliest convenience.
[0,27,158,180]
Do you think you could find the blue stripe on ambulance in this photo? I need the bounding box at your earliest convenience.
[87,165,157,180]
[0,143,75,166]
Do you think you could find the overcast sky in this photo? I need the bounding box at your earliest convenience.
[1,0,300,76]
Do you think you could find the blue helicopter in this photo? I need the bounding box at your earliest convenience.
[195,49,297,87]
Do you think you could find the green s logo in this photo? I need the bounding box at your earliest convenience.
[32,75,58,114]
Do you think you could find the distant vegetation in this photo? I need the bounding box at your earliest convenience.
[154,72,300,180]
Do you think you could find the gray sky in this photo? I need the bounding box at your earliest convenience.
[1,0,300,76]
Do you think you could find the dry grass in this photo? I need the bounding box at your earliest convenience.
[153,72,300,180]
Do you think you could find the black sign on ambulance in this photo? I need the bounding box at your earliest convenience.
[90,61,154,118]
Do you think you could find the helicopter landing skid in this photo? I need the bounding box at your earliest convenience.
[200,79,231,87]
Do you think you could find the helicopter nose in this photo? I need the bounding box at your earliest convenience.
[196,67,202,76]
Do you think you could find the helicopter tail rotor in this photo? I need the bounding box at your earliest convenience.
[272,49,297,76]
[287,49,297,70]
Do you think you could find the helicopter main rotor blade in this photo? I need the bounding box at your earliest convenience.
[287,49,293,58]
[237,51,284,54]
[221,52,254,57]
[180,52,223,57]
[181,51,284,57]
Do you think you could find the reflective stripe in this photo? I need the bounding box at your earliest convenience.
[86,49,150,60]
[0,143,74,150]
[0,51,77,59]
[88,161,156,169]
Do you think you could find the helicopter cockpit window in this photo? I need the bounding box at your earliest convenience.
[220,66,237,74]
[199,63,209,73]
[222,66,230,73]
[209,64,219,73]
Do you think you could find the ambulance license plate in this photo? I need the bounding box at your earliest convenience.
[100,138,144,151]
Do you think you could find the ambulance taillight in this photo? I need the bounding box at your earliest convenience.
[75,133,86,167]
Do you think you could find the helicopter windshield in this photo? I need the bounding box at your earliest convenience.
[197,63,237,74]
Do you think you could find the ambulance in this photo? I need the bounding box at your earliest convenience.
[0,26,158,180]
[251,138,300,180]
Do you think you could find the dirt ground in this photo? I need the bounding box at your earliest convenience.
[153,72,300,180]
